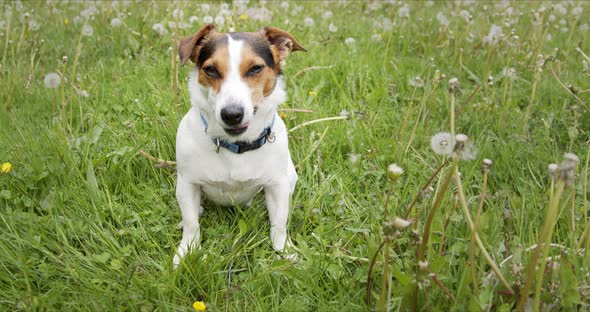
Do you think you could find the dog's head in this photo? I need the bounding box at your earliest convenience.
[179,24,305,139]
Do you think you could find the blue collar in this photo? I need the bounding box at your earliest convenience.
[199,112,275,154]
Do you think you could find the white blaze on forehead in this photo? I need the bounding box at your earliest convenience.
[227,36,244,81]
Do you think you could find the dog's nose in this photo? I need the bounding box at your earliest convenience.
[220,105,244,126]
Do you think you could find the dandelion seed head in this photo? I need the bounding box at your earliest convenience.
[203,15,213,24]
[328,22,338,33]
[436,12,449,27]
[392,217,412,230]
[200,3,210,13]
[482,158,492,172]
[28,19,40,31]
[189,16,199,24]
[44,72,61,89]
[348,153,360,164]
[387,163,404,180]
[371,34,382,42]
[304,17,314,27]
[152,23,167,36]
[430,132,452,156]
[409,76,423,88]
[172,8,183,19]
[455,133,468,144]
[344,37,355,46]
[81,24,94,37]
[322,10,333,19]
[214,15,225,25]
[110,18,122,27]
[398,5,410,18]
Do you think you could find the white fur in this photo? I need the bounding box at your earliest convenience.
[174,35,297,267]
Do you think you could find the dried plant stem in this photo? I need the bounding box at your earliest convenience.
[403,158,451,219]
[70,26,84,83]
[429,271,456,301]
[293,65,335,78]
[2,18,10,65]
[288,116,348,133]
[139,150,177,166]
[470,169,488,295]
[516,180,565,312]
[279,108,314,113]
[549,65,588,110]
[453,166,514,295]
[367,240,386,305]
[172,32,179,113]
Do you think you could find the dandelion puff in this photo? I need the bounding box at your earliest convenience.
[44,72,61,89]
[387,163,404,180]
[454,134,478,161]
[409,76,423,88]
[81,24,94,37]
[344,37,355,46]
[322,10,333,19]
[328,22,338,33]
[172,8,183,19]
[152,23,168,36]
[580,24,589,31]
[203,15,213,24]
[371,34,382,42]
[214,15,225,26]
[548,163,559,177]
[392,217,412,230]
[200,3,210,13]
[189,16,199,24]
[436,12,449,27]
[110,18,122,27]
[348,153,360,164]
[430,132,452,156]
[28,19,40,31]
[556,153,579,186]
[280,1,289,9]
[304,17,314,27]
[398,4,410,18]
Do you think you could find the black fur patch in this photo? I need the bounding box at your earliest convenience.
[196,35,228,68]
[229,32,275,69]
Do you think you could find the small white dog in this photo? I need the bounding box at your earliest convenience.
[173,24,306,267]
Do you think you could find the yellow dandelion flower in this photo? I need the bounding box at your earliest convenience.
[278,111,287,120]
[239,14,248,21]
[192,301,206,312]
[64,18,69,26]
[1,162,12,174]
[308,91,317,96]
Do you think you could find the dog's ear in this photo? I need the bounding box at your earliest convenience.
[260,27,306,61]
[178,24,216,66]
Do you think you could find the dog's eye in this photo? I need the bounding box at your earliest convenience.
[202,65,220,78]
[246,65,264,77]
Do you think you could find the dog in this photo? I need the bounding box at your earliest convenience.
[173,24,306,267]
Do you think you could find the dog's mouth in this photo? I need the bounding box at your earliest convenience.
[223,122,250,136]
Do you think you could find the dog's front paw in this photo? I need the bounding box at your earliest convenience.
[173,238,200,269]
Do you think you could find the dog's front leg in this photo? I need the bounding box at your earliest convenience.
[264,181,293,256]
[173,175,202,268]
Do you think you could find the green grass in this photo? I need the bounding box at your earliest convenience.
[1,1,589,311]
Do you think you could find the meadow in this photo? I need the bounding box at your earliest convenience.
[1,0,589,311]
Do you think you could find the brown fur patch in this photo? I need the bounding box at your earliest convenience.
[239,44,278,108]
[197,42,229,94]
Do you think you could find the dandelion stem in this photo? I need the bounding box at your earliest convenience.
[366,240,386,305]
[470,169,489,296]
[429,271,456,302]
[403,158,451,219]
[70,25,84,84]
[418,160,457,262]
[382,185,395,220]
[453,165,514,295]
[380,240,391,312]
[578,146,590,250]
[516,180,565,312]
